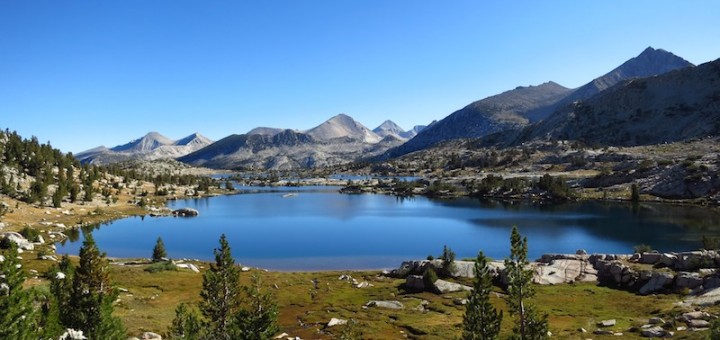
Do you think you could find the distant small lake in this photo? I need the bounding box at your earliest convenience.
[56,188,720,270]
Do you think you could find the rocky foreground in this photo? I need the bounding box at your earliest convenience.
[392,250,720,299]
[388,250,720,337]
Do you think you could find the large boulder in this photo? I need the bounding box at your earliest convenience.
[683,287,720,306]
[639,272,674,295]
[432,279,472,294]
[0,232,34,250]
[365,300,404,309]
[675,251,710,270]
[404,275,425,292]
[326,318,347,327]
[640,326,669,338]
[533,259,597,284]
[675,272,703,289]
[141,332,162,340]
[659,253,677,267]
[638,252,662,265]
[389,260,435,277]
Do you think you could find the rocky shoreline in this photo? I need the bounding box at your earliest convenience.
[389,250,720,303]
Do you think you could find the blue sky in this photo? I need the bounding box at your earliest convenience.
[1,1,719,153]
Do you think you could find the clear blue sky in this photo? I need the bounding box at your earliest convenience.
[2,1,719,153]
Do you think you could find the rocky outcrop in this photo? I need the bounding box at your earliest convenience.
[404,275,425,291]
[633,250,720,271]
[639,272,675,295]
[326,318,347,328]
[432,279,472,294]
[0,232,34,250]
[172,208,199,217]
[389,259,503,279]
[533,258,598,284]
[365,300,404,310]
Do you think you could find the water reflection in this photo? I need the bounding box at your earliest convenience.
[55,192,720,270]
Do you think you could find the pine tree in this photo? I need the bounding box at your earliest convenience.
[235,274,279,340]
[47,255,75,336]
[152,237,167,262]
[462,251,502,340]
[0,243,37,340]
[66,233,126,339]
[504,227,548,340]
[69,183,80,203]
[440,244,456,278]
[200,234,241,340]
[167,303,202,340]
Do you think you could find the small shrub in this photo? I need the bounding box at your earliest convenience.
[426,255,434,261]
[633,244,653,253]
[423,268,439,292]
[19,226,40,242]
[709,318,720,340]
[703,235,719,250]
[144,261,177,273]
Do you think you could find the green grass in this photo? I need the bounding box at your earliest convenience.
[41,263,705,339]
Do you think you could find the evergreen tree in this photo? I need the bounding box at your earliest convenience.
[0,243,37,340]
[28,176,48,204]
[440,244,456,278]
[234,274,279,340]
[504,227,548,340]
[69,183,80,203]
[167,303,202,340]
[152,237,167,262]
[462,251,502,340]
[83,180,95,202]
[66,233,125,339]
[47,255,75,335]
[52,186,65,208]
[200,234,241,340]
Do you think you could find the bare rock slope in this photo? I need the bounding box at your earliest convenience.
[76,132,214,164]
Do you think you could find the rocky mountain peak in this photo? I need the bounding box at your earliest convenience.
[174,133,213,146]
[111,131,174,153]
[373,120,407,139]
[306,113,382,144]
[78,131,214,164]
[613,46,693,80]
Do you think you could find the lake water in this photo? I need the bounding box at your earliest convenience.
[56,188,720,270]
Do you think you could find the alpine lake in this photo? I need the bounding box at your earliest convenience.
[56,185,720,271]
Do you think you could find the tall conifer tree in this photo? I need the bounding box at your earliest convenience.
[200,234,241,340]
[504,227,548,340]
[462,251,502,340]
[0,243,36,340]
[66,233,125,339]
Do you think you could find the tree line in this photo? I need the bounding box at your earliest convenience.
[0,129,218,208]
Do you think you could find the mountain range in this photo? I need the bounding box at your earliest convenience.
[514,56,720,146]
[79,115,426,169]
[77,46,718,170]
[382,47,694,159]
[76,132,214,164]
[178,114,424,170]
